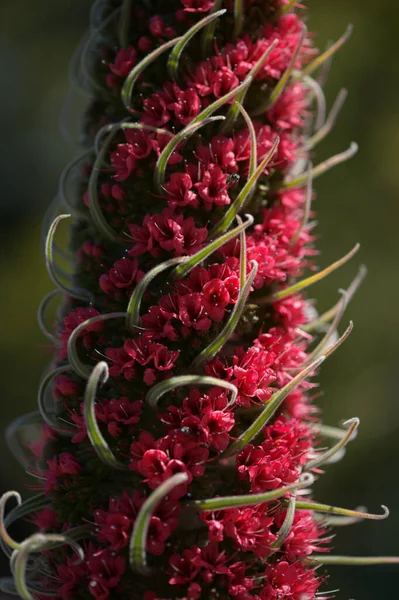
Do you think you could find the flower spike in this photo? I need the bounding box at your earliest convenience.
[167,10,227,79]
[283,142,358,188]
[188,475,314,511]
[67,312,129,379]
[258,243,360,303]
[192,260,258,368]
[209,137,279,238]
[45,215,92,302]
[146,375,238,409]
[129,473,188,575]
[306,417,359,470]
[84,362,128,470]
[175,214,254,279]
[296,25,353,81]
[5,2,393,598]
[121,38,180,112]
[0,492,22,551]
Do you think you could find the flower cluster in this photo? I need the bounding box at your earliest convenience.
[3,2,388,600]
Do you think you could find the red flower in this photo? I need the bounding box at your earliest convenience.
[195,166,231,210]
[178,293,212,332]
[163,172,198,209]
[108,46,137,78]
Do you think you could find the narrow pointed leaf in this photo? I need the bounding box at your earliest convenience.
[37,290,62,342]
[67,312,128,379]
[267,27,307,109]
[175,214,253,279]
[291,162,313,245]
[303,265,367,333]
[303,76,327,131]
[222,355,325,458]
[209,137,279,238]
[189,475,313,511]
[271,494,297,550]
[283,142,358,189]
[118,0,131,48]
[305,88,348,150]
[126,258,185,330]
[130,473,188,574]
[84,362,128,470]
[295,25,353,81]
[192,261,258,368]
[0,492,22,551]
[201,0,223,55]
[281,0,297,13]
[307,555,399,566]
[258,243,360,303]
[13,534,83,600]
[307,418,359,469]
[80,7,122,92]
[168,10,226,79]
[88,131,124,242]
[38,367,75,434]
[233,0,244,38]
[94,121,172,154]
[146,375,238,409]
[59,149,93,214]
[295,502,389,520]
[154,115,225,191]
[121,38,180,111]
[226,40,278,126]
[45,215,92,301]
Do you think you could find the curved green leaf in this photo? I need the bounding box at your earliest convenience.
[167,9,226,79]
[175,214,253,279]
[121,38,179,111]
[45,215,92,302]
[126,258,185,331]
[209,137,279,238]
[84,362,128,470]
[192,260,258,368]
[146,375,238,409]
[129,473,188,574]
[67,312,128,379]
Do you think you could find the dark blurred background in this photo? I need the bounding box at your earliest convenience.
[0,0,397,598]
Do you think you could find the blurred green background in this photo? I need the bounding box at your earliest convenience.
[0,0,397,597]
